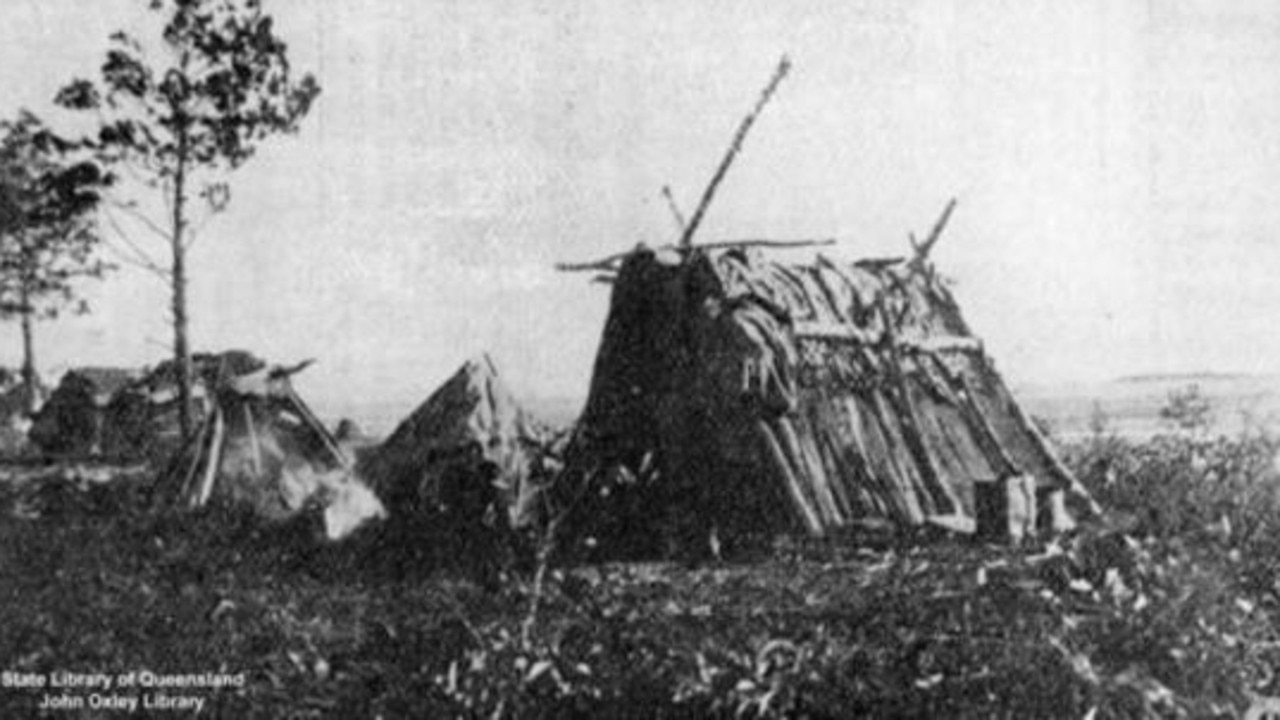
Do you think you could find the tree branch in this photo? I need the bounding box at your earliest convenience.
[109,198,172,243]
[102,206,169,279]
[183,203,221,250]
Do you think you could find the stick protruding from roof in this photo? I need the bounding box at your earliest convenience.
[678,54,792,250]
[909,198,958,271]
[661,185,687,234]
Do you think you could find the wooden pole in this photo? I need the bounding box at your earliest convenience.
[661,185,687,233]
[878,303,952,514]
[678,55,792,250]
[556,237,833,273]
[175,403,214,505]
[909,198,957,269]
[284,383,349,468]
[696,238,834,251]
[193,407,224,508]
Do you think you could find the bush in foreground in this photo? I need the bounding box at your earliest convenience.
[4,426,1280,717]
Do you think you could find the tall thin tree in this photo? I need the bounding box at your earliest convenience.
[0,111,111,415]
[57,0,320,441]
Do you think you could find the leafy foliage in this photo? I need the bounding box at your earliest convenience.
[6,411,1280,717]
[56,0,320,185]
[1159,384,1215,435]
[0,111,111,322]
[425,532,1267,718]
[56,0,320,441]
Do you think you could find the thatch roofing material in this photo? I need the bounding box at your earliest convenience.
[567,246,1094,540]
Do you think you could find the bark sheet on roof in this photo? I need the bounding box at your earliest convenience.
[566,246,1093,540]
[366,354,550,530]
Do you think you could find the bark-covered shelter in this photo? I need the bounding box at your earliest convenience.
[553,59,1093,554]
[560,233,1096,553]
[29,366,140,456]
[365,354,552,531]
[102,351,265,462]
[158,353,386,540]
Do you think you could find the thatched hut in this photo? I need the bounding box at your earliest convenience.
[559,242,1096,554]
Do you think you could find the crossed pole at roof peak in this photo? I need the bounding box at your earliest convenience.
[678,54,792,251]
[557,55,801,275]
[555,238,837,274]
[908,198,958,273]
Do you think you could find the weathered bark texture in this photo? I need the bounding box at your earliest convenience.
[563,246,1096,550]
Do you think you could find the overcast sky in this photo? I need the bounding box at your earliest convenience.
[2,0,1279,425]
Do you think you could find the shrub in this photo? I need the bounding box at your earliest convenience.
[7,413,1280,717]
[1160,384,1214,435]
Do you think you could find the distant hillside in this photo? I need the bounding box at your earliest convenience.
[317,373,1280,447]
[1018,373,1280,441]
[1114,371,1254,385]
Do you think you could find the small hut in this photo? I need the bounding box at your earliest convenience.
[29,366,140,456]
[158,353,386,540]
[559,235,1097,553]
[102,351,265,462]
[553,58,1093,555]
[365,354,551,531]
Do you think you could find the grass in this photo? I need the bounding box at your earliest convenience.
[3,424,1280,718]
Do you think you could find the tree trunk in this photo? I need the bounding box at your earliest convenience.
[172,125,193,443]
[18,281,37,416]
